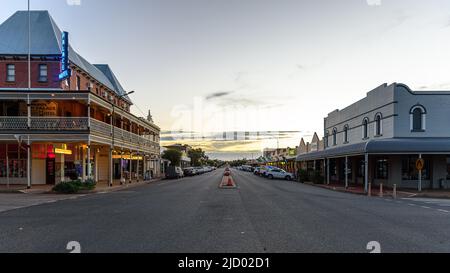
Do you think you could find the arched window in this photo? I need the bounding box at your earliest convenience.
[332,128,337,146]
[410,105,426,132]
[375,113,382,136]
[362,118,369,139]
[343,125,349,143]
[324,131,329,148]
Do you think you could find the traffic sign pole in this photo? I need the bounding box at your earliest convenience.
[418,154,422,192]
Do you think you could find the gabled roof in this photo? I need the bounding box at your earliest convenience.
[0,10,132,104]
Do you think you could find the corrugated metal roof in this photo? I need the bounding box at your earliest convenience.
[0,10,132,104]
[94,64,131,103]
[296,138,450,161]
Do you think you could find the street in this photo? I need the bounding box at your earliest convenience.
[0,169,450,253]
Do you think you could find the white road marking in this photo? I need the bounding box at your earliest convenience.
[421,206,431,209]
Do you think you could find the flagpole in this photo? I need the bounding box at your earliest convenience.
[27,0,32,189]
[28,0,30,92]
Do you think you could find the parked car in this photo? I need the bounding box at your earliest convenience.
[195,167,205,175]
[183,167,197,176]
[260,166,276,177]
[266,168,294,181]
[254,167,262,176]
[166,166,184,179]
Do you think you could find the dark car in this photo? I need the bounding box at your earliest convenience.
[166,166,184,179]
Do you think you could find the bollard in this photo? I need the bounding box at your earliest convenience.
[393,184,397,199]
[368,183,372,197]
[379,183,383,198]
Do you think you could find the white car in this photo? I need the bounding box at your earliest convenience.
[266,169,294,181]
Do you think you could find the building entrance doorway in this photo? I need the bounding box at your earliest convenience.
[46,158,56,185]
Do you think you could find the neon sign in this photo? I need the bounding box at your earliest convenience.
[58,31,72,81]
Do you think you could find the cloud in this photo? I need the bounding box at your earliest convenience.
[205,91,234,100]
[418,82,450,90]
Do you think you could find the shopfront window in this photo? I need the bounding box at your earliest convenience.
[0,144,28,179]
[375,159,388,179]
[447,157,450,180]
[357,159,365,178]
[402,156,430,180]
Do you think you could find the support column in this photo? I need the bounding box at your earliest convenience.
[87,99,91,130]
[120,150,124,185]
[109,147,113,187]
[364,153,369,193]
[27,137,31,189]
[137,152,140,182]
[6,144,9,188]
[326,158,330,185]
[418,154,423,192]
[82,146,86,182]
[27,95,31,129]
[345,156,349,189]
[94,148,99,182]
[129,151,132,184]
[87,142,91,181]
[60,152,65,183]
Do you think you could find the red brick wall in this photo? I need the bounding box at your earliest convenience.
[0,60,61,89]
[0,59,131,112]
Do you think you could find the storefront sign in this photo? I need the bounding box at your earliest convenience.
[31,101,58,116]
[55,148,73,155]
[59,31,72,81]
[112,155,143,160]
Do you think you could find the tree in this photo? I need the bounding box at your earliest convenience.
[188,148,206,167]
[162,149,182,167]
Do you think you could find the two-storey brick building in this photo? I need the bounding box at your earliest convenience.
[297,83,450,191]
[0,10,161,187]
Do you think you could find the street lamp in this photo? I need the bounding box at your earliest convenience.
[110,91,134,186]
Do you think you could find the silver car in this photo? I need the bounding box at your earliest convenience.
[266,168,294,181]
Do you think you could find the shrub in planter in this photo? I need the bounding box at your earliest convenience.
[83,179,97,191]
[53,179,97,194]
[53,182,80,194]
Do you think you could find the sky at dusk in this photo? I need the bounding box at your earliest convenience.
[2,0,450,159]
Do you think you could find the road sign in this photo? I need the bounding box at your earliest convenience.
[416,158,425,171]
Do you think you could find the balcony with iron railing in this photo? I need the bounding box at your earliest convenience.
[0,117,160,153]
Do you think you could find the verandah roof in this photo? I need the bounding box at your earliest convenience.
[296,138,450,161]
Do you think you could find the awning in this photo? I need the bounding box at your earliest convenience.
[296,138,450,161]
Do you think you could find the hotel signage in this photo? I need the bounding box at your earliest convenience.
[58,31,72,81]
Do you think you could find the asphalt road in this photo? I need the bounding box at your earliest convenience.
[0,168,450,253]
